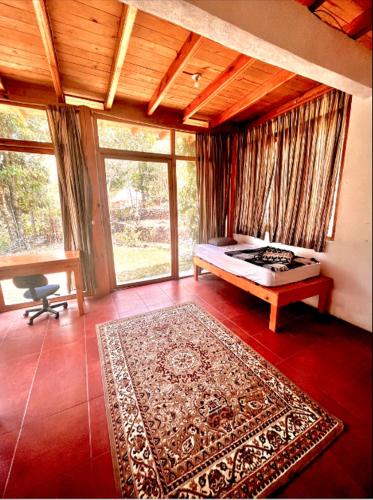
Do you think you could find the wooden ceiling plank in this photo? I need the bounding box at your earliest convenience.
[147,32,203,116]
[248,84,332,128]
[105,4,137,109]
[32,0,64,102]
[344,7,372,39]
[182,54,256,121]
[210,69,296,128]
[47,0,121,31]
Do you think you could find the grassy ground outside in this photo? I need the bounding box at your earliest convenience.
[113,245,193,283]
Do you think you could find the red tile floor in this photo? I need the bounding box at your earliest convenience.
[0,274,372,498]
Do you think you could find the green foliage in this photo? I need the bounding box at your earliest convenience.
[97,120,170,154]
[0,108,62,255]
[175,131,196,156]
[177,161,199,244]
[0,106,51,142]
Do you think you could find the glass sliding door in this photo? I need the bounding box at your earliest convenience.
[105,158,172,285]
[176,160,199,277]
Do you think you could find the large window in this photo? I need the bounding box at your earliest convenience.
[97,119,171,154]
[0,152,62,256]
[97,120,197,285]
[0,103,51,142]
[0,104,67,306]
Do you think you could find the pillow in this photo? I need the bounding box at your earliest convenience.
[208,237,237,247]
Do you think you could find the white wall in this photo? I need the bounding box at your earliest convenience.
[235,96,372,332]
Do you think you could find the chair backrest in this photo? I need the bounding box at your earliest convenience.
[13,274,48,290]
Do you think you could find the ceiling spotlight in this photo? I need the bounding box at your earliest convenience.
[191,73,202,88]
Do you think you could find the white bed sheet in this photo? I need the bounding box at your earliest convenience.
[194,243,321,287]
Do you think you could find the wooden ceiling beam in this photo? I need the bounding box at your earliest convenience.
[248,84,332,128]
[308,0,326,12]
[1,79,206,132]
[0,76,6,97]
[147,32,203,116]
[182,54,256,122]
[210,69,296,128]
[105,4,137,110]
[344,7,372,40]
[296,0,325,10]
[32,0,64,103]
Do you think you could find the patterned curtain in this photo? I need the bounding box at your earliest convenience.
[234,121,277,238]
[269,90,351,251]
[47,105,96,295]
[196,132,233,242]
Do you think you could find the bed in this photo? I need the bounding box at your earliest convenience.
[194,243,321,286]
[193,243,332,332]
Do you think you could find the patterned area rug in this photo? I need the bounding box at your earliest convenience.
[97,303,343,498]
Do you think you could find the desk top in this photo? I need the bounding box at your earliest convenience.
[0,250,80,269]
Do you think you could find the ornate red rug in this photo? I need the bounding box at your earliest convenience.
[97,303,343,498]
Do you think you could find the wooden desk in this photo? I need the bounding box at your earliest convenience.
[0,250,85,315]
[193,256,332,332]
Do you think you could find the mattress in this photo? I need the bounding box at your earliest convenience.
[194,243,321,287]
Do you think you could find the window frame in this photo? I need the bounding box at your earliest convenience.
[0,102,73,312]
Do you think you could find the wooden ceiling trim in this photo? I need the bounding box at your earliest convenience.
[297,0,320,6]
[0,76,5,96]
[296,0,326,11]
[147,32,203,116]
[182,55,256,121]
[32,0,64,103]
[105,4,137,109]
[248,84,332,128]
[184,117,209,128]
[210,69,297,128]
[308,0,326,12]
[344,7,372,39]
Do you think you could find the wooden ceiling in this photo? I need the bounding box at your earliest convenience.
[0,0,371,129]
[297,0,372,50]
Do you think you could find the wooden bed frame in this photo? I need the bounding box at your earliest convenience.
[193,256,333,332]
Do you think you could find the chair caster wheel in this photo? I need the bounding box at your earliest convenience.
[23,311,29,317]
[63,304,68,309]
[55,312,59,319]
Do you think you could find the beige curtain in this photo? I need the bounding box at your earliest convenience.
[47,105,96,295]
[269,90,351,251]
[234,121,277,238]
[196,132,233,242]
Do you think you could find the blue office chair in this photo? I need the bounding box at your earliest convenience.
[13,275,68,325]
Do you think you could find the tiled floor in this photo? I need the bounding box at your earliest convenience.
[0,274,372,498]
